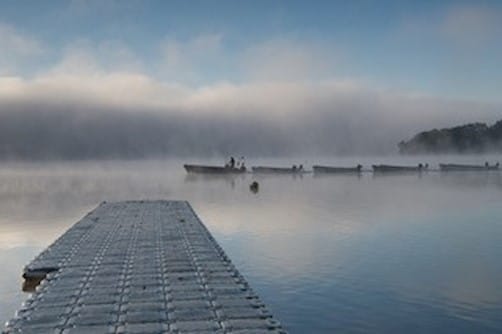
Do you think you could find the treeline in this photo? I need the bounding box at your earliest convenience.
[399,120,502,154]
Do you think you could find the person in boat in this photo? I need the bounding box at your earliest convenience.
[299,164,304,171]
[229,156,235,169]
[418,163,423,170]
[357,164,363,171]
[292,165,297,171]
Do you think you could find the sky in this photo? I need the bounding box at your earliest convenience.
[0,0,501,158]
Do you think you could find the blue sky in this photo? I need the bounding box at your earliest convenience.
[1,0,501,100]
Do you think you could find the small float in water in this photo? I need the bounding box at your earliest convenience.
[439,162,500,171]
[372,164,428,173]
[249,181,259,193]
[313,165,362,174]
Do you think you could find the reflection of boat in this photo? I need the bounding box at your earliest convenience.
[313,165,362,174]
[439,163,500,171]
[184,164,246,174]
[184,173,244,182]
[372,164,428,173]
[252,166,306,174]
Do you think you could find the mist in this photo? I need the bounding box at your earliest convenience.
[1,75,500,160]
[0,84,500,159]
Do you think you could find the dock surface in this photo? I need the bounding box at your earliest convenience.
[4,200,286,334]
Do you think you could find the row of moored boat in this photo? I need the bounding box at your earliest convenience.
[184,162,500,174]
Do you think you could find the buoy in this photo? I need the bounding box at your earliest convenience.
[250,181,259,193]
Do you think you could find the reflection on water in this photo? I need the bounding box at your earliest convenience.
[1,158,502,333]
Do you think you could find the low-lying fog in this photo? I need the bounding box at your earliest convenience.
[1,77,500,159]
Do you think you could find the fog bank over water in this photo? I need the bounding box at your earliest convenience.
[1,77,500,159]
[1,1,502,159]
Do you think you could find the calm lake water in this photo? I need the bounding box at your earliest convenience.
[1,156,502,333]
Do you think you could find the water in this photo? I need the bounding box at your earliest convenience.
[1,157,502,333]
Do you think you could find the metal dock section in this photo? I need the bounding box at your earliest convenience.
[3,200,286,334]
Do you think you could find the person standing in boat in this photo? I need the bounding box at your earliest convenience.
[229,156,235,168]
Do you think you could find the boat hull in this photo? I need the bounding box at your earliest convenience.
[313,165,362,174]
[439,164,499,171]
[372,164,426,173]
[252,166,306,174]
[184,164,246,174]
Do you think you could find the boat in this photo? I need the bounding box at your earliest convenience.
[184,164,247,174]
[372,164,428,173]
[252,166,306,174]
[439,163,500,171]
[313,165,362,174]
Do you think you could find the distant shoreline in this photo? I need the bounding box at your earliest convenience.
[399,120,502,154]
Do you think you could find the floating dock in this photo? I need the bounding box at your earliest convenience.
[3,200,286,334]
